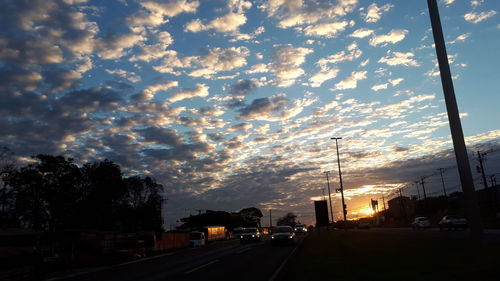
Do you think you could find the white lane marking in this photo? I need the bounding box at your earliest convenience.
[268,247,297,281]
[268,236,307,281]
[184,259,219,275]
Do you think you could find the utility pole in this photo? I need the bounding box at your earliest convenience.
[437,168,447,197]
[477,151,488,189]
[324,171,334,224]
[490,175,497,187]
[420,178,428,200]
[427,0,483,249]
[415,182,421,200]
[269,209,272,228]
[331,137,347,221]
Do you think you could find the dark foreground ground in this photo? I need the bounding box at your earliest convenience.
[280,229,500,281]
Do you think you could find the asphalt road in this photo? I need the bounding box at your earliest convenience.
[48,234,306,281]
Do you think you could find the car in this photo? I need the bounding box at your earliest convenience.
[439,216,468,230]
[412,217,431,230]
[294,224,308,233]
[271,226,295,246]
[358,221,371,229]
[239,227,261,243]
[189,231,206,247]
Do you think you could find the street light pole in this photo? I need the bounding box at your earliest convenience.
[331,137,347,221]
[427,0,483,241]
[324,171,334,224]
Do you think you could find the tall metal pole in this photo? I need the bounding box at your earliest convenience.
[331,137,347,221]
[427,0,483,242]
[324,171,334,224]
[438,168,447,197]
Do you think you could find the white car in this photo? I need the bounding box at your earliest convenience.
[294,224,307,233]
[189,231,206,247]
[412,217,431,230]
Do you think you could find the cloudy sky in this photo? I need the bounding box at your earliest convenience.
[1,0,500,226]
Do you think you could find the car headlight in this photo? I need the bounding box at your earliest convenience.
[271,236,275,239]
[252,235,255,237]
[240,236,243,239]
[289,235,293,239]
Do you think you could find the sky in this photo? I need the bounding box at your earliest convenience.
[1,0,500,227]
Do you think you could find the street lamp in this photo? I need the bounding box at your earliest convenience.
[331,137,347,221]
[324,171,334,224]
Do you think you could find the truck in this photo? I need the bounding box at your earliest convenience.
[439,216,467,230]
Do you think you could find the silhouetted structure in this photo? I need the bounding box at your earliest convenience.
[314,200,329,227]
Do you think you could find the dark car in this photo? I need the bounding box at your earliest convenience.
[239,227,261,243]
[271,226,295,246]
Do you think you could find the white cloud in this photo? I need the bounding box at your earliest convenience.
[302,21,353,38]
[245,63,269,74]
[349,28,374,38]
[189,46,250,78]
[371,83,388,91]
[332,71,367,90]
[309,68,340,87]
[127,0,199,28]
[185,12,247,33]
[98,33,146,60]
[365,3,394,23]
[270,45,313,87]
[133,81,179,101]
[258,0,358,29]
[389,78,404,86]
[317,42,362,68]
[169,83,209,102]
[369,30,408,46]
[105,69,141,83]
[130,32,174,62]
[443,0,456,5]
[379,51,420,67]
[448,33,470,44]
[141,0,199,17]
[464,10,497,23]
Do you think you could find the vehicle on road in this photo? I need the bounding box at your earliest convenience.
[294,224,307,233]
[411,217,431,230]
[189,231,206,247]
[439,216,468,230]
[271,226,295,246]
[239,227,261,243]
[357,221,371,229]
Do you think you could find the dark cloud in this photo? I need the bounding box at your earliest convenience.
[142,142,210,162]
[103,81,135,91]
[57,87,124,112]
[207,132,226,142]
[238,95,288,120]
[230,79,258,96]
[135,126,183,146]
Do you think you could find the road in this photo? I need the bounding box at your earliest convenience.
[48,235,306,281]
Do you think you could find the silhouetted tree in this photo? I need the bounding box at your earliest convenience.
[0,147,16,227]
[3,154,164,232]
[277,212,297,227]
